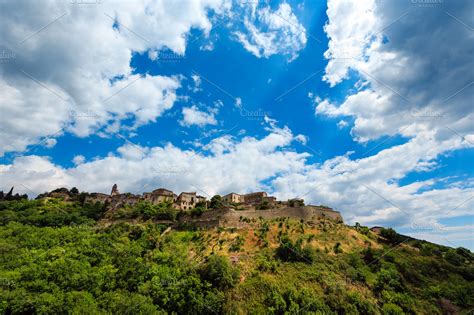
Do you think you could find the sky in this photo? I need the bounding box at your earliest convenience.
[0,0,473,250]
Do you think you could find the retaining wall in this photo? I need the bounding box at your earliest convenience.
[179,206,342,228]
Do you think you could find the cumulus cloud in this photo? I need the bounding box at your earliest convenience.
[0,0,227,156]
[180,105,218,127]
[295,134,308,145]
[337,120,348,129]
[44,138,57,148]
[320,0,474,143]
[72,155,85,166]
[234,2,307,61]
[0,122,308,196]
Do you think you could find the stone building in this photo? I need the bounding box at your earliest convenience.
[242,192,268,204]
[84,192,110,204]
[143,188,176,205]
[110,193,140,208]
[222,191,276,206]
[222,192,244,204]
[174,192,206,210]
[94,185,207,211]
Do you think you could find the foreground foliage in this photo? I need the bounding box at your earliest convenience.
[0,199,473,314]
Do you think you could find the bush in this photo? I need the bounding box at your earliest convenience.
[199,255,240,290]
[375,268,403,293]
[129,201,177,220]
[445,250,465,266]
[276,236,314,263]
[190,206,204,217]
[382,303,404,315]
[333,242,343,254]
[256,200,271,210]
[380,228,406,245]
[210,195,223,209]
[229,236,244,252]
[287,199,305,207]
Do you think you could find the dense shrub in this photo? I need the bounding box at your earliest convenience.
[210,195,223,209]
[199,255,240,290]
[276,236,314,263]
[445,250,466,266]
[380,228,407,245]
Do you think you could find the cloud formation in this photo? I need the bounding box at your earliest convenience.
[234,2,307,61]
[180,105,218,127]
[319,0,474,143]
[0,0,227,156]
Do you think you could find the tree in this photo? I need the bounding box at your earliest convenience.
[199,255,240,290]
[210,195,223,209]
[256,200,270,210]
[380,228,405,245]
[276,236,314,263]
[445,250,465,266]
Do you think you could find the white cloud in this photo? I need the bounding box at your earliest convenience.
[323,0,377,86]
[234,2,307,61]
[148,49,158,61]
[44,138,57,148]
[337,120,348,129]
[190,74,203,93]
[72,155,85,165]
[0,122,308,197]
[235,97,242,108]
[192,74,201,88]
[320,0,474,143]
[295,134,308,145]
[0,0,227,156]
[180,105,218,127]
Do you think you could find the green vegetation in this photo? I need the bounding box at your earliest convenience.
[113,200,178,220]
[209,195,224,209]
[0,198,473,314]
[287,198,305,207]
[256,200,271,210]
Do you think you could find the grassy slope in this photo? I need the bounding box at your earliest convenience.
[0,198,473,314]
[178,218,472,314]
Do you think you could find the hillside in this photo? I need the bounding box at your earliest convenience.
[0,197,473,314]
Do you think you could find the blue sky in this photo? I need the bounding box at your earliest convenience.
[0,0,472,249]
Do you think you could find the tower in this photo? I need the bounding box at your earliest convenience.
[110,184,119,196]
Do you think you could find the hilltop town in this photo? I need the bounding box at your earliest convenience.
[1,185,343,228]
[82,184,286,212]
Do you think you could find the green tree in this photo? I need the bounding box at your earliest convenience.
[199,255,240,290]
[210,195,223,209]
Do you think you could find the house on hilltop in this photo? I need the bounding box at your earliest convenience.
[222,191,277,206]
[143,188,176,205]
[175,192,206,210]
[222,192,244,204]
